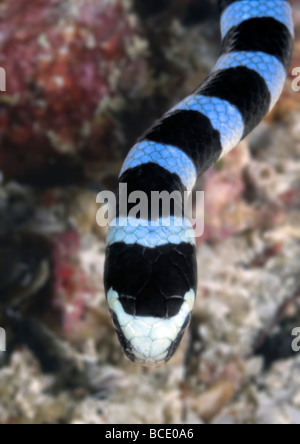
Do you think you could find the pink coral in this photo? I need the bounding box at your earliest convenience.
[0,0,146,181]
[51,230,95,335]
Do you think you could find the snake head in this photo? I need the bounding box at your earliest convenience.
[104,220,197,366]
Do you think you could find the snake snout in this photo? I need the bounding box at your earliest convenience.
[107,288,195,366]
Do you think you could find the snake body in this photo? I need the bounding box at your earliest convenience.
[104,0,294,366]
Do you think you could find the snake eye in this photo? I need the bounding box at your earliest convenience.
[107,289,195,366]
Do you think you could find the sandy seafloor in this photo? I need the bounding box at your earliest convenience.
[0,0,300,424]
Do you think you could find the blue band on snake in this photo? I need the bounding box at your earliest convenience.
[104,0,294,366]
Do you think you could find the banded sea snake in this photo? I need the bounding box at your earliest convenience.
[104,0,294,366]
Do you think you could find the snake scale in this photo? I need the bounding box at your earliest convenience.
[104,0,294,366]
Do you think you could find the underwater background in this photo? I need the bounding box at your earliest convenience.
[0,0,300,424]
